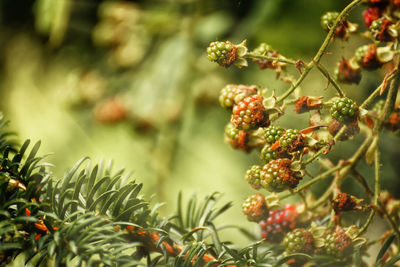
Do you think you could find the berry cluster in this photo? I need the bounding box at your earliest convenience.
[241,193,269,222]
[206,41,237,67]
[208,0,400,264]
[263,125,284,143]
[231,95,270,130]
[282,228,314,254]
[329,98,358,123]
[260,158,301,192]
[259,204,298,243]
[321,226,353,259]
[219,84,258,109]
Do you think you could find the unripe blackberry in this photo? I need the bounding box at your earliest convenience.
[224,122,250,152]
[370,18,395,42]
[322,226,353,259]
[321,12,339,31]
[260,144,277,163]
[279,129,303,152]
[231,95,270,130]
[242,193,269,222]
[263,125,284,144]
[206,41,237,67]
[330,98,358,123]
[260,158,301,192]
[219,84,258,109]
[282,228,314,254]
[245,165,262,190]
[259,204,298,243]
[354,44,381,70]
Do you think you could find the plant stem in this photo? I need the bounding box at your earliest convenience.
[279,165,342,200]
[315,63,345,97]
[303,125,347,166]
[357,148,380,237]
[360,71,397,109]
[246,53,296,65]
[276,0,363,103]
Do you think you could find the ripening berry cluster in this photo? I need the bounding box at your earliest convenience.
[206,41,236,67]
[208,0,400,264]
[328,1,399,84]
[329,98,357,123]
[241,194,357,263]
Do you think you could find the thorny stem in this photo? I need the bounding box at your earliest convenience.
[308,72,400,215]
[276,0,363,103]
[378,201,400,246]
[315,63,345,97]
[357,148,380,237]
[246,53,296,65]
[303,125,347,166]
[359,70,397,109]
[279,165,342,200]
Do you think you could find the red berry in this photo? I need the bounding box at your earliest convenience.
[259,204,298,243]
[231,95,270,130]
[363,7,382,28]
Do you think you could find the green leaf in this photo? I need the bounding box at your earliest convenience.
[0,242,23,251]
[384,253,400,267]
[86,176,110,209]
[376,234,396,266]
[274,253,312,266]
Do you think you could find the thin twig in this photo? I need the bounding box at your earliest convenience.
[246,53,296,65]
[276,0,363,103]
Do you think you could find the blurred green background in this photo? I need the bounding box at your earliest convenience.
[1,0,400,249]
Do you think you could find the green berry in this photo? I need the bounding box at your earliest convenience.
[260,144,277,163]
[330,98,358,123]
[219,84,258,109]
[279,129,300,149]
[322,227,353,259]
[245,165,262,190]
[321,12,339,31]
[282,228,314,254]
[242,193,268,222]
[260,158,301,192]
[206,41,237,67]
[263,125,284,144]
[354,45,369,65]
